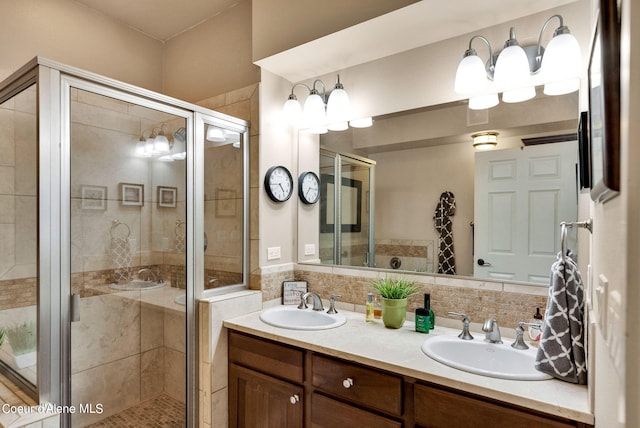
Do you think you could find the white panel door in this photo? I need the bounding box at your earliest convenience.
[474,141,578,284]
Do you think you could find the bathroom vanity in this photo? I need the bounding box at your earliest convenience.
[225,308,593,428]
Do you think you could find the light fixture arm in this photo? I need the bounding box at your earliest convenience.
[287,82,312,101]
[465,35,496,78]
[535,15,569,69]
[310,79,327,103]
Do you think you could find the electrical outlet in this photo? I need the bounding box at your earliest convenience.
[304,244,315,256]
[267,246,281,260]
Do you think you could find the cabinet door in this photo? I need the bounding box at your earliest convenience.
[414,383,579,428]
[311,393,401,428]
[229,364,303,428]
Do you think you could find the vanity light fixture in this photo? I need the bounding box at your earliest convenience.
[283,75,372,134]
[135,124,186,160]
[454,15,581,109]
[472,131,499,150]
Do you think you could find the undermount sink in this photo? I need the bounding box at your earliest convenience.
[259,306,347,330]
[109,280,166,291]
[421,335,552,381]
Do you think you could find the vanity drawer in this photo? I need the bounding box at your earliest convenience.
[414,383,580,428]
[228,331,304,383]
[311,393,401,428]
[311,354,403,416]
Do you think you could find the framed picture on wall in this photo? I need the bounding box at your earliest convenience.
[81,185,107,210]
[120,182,144,206]
[588,0,621,203]
[157,186,177,208]
[320,174,362,233]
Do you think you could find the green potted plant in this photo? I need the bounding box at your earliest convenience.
[371,277,420,328]
[4,322,37,369]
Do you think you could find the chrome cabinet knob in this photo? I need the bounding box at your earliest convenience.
[342,378,354,389]
[289,394,299,404]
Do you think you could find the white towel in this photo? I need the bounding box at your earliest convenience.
[535,252,587,384]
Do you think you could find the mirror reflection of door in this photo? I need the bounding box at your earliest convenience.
[474,141,578,284]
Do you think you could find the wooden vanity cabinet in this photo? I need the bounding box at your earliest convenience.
[413,382,591,428]
[228,331,592,428]
[228,331,304,428]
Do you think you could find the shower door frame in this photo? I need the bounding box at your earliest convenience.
[17,56,251,427]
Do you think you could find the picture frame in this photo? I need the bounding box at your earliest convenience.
[282,280,308,305]
[81,185,107,210]
[577,111,591,190]
[119,182,144,206]
[157,186,177,208]
[588,0,620,203]
[320,174,362,233]
[215,189,236,217]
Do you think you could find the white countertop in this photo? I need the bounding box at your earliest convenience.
[224,307,593,425]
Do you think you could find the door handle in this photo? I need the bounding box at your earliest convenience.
[477,258,492,267]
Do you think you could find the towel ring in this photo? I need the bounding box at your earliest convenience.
[560,219,593,262]
[110,220,131,239]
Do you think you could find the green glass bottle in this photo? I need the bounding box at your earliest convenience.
[425,293,435,330]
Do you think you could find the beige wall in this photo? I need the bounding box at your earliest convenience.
[251,0,418,62]
[0,0,163,91]
[163,0,260,102]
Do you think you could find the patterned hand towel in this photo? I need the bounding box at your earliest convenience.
[111,236,132,283]
[433,191,456,275]
[535,252,587,384]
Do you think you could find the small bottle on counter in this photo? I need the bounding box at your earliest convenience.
[365,292,375,323]
[528,307,543,341]
[425,293,435,330]
[373,295,382,319]
[415,294,431,333]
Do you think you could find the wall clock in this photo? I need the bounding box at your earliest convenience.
[298,171,320,204]
[264,165,293,202]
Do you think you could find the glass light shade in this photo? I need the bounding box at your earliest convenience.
[303,126,328,135]
[468,93,499,110]
[494,45,533,93]
[541,33,582,95]
[454,54,489,94]
[349,117,373,128]
[135,139,151,157]
[302,93,326,127]
[282,98,302,124]
[327,121,349,131]
[154,133,170,154]
[206,126,226,142]
[326,88,350,122]
[472,132,499,150]
[501,86,536,103]
[145,137,155,155]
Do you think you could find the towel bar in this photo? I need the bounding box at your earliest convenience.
[560,219,592,262]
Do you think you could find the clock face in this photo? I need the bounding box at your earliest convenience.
[264,166,293,202]
[298,171,320,204]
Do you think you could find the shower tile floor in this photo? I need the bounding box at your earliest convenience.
[87,394,185,427]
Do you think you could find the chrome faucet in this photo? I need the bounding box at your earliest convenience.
[482,318,503,344]
[298,292,324,311]
[511,322,541,350]
[448,312,474,340]
[138,268,158,282]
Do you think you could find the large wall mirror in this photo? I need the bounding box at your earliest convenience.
[297,90,583,286]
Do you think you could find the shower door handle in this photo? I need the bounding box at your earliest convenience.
[71,293,81,322]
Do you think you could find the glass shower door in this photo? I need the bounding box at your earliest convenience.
[68,86,188,426]
[319,149,375,267]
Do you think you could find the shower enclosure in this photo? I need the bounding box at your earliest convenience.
[0,57,249,427]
